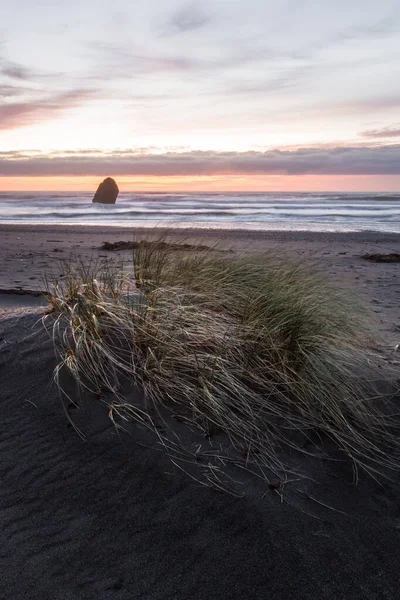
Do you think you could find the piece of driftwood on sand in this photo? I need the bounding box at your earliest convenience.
[362,253,400,263]
[101,240,212,252]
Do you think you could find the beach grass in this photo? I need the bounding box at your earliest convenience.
[44,238,400,484]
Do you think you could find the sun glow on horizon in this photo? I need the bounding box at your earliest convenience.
[1,174,400,193]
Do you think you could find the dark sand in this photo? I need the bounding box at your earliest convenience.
[1,224,399,345]
[1,224,400,599]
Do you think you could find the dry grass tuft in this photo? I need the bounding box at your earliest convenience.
[44,240,400,486]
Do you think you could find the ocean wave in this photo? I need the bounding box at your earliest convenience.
[0,192,399,232]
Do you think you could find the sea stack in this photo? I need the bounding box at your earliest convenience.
[92,177,119,204]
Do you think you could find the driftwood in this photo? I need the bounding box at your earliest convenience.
[362,253,400,263]
[0,288,45,296]
[101,240,211,252]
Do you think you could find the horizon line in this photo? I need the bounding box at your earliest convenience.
[1,189,400,194]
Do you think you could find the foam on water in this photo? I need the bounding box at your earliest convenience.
[0,192,399,233]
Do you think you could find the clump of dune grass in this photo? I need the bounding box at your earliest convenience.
[44,240,400,486]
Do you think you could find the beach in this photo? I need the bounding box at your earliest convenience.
[1,224,399,346]
[1,224,400,599]
[3,0,400,593]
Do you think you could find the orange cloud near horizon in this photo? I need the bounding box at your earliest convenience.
[1,174,400,193]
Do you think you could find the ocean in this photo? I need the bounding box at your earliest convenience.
[0,191,399,232]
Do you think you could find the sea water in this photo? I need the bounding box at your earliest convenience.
[0,191,399,233]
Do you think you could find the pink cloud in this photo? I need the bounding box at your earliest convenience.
[0,89,95,130]
[360,126,400,138]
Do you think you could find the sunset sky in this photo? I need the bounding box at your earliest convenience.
[1,0,400,191]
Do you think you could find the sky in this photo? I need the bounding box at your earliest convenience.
[1,0,400,191]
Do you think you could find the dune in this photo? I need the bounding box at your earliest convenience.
[1,224,400,598]
[1,309,400,599]
[0,290,48,311]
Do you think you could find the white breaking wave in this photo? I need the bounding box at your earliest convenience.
[0,192,399,233]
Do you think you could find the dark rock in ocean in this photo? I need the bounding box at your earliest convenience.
[92,178,119,204]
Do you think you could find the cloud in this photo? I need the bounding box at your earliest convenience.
[1,145,400,177]
[0,58,36,81]
[0,84,29,98]
[87,38,277,83]
[349,16,399,40]
[0,150,42,157]
[87,44,170,81]
[1,63,32,80]
[166,4,211,34]
[229,64,315,96]
[87,42,197,78]
[277,95,400,121]
[0,89,95,131]
[293,15,399,61]
[360,126,400,139]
